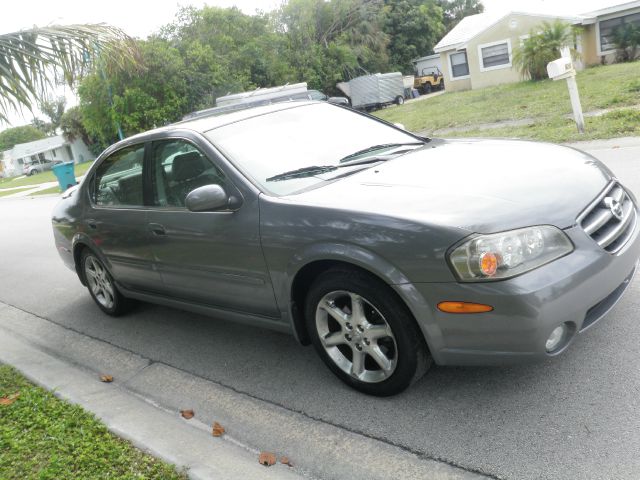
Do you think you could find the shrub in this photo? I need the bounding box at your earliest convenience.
[513,21,580,81]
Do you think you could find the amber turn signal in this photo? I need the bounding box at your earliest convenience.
[437,301,494,314]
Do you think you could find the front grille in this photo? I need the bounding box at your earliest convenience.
[579,182,637,254]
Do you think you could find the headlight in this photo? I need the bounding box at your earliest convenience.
[448,225,574,282]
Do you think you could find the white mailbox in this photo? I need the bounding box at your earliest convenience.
[547,57,575,81]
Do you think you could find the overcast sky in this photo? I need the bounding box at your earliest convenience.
[1,0,625,127]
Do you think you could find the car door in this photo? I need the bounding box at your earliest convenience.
[85,143,162,292]
[146,138,280,318]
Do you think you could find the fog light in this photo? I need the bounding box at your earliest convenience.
[545,325,566,352]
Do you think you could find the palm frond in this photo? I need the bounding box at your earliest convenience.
[0,24,139,123]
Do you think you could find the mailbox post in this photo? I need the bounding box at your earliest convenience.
[547,46,585,134]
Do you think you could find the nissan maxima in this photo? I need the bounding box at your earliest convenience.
[52,102,640,396]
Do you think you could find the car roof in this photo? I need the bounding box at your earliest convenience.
[123,101,318,144]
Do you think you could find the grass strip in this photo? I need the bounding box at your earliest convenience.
[0,364,187,480]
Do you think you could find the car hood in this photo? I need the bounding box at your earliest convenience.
[282,138,612,233]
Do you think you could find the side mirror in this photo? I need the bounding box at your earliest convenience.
[186,184,231,212]
[328,97,350,106]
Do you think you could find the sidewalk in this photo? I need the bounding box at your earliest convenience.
[0,301,486,480]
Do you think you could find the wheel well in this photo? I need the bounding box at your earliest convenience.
[290,260,412,346]
[73,243,88,286]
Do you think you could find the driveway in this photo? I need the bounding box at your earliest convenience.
[1,138,639,479]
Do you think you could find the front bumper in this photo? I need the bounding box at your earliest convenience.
[395,223,640,366]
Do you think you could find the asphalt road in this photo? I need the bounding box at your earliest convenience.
[1,138,639,480]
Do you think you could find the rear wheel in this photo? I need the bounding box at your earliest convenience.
[395,95,405,105]
[305,268,431,396]
[81,250,133,316]
[422,83,432,94]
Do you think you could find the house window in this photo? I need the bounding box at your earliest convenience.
[479,40,511,70]
[600,12,640,52]
[450,51,469,78]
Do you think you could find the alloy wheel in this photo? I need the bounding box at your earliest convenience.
[315,290,398,383]
[84,256,115,309]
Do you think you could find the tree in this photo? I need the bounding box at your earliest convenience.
[383,0,445,74]
[437,0,484,32]
[0,125,46,151]
[612,23,640,62]
[0,24,138,123]
[78,39,190,143]
[39,96,67,132]
[513,21,579,81]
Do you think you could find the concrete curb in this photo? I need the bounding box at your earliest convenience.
[0,323,305,480]
[0,301,490,480]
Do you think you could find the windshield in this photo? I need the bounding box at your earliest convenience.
[205,103,422,195]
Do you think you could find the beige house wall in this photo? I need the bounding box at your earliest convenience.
[581,25,600,65]
[439,51,471,92]
[469,13,563,90]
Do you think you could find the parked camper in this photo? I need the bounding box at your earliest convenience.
[339,72,405,111]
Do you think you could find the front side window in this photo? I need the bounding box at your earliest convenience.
[480,42,510,69]
[450,51,469,78]
[94,144,145,207]
[150,139,226,208]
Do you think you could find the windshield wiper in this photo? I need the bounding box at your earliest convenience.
[338,142,425,163]
[266,157,391,182]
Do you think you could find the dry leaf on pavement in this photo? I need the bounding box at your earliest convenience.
[212,421,225,437]
[0,392,20,406]
[180,409,195,419]
[259,452,276,467]
[100,374,114,383]
[280,456,292,467]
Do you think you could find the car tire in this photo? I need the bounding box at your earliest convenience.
[395,95,405,105]
[423,84,432,94]
[29,169,37,176]
[305,267,431,396]
[81,250,133,316]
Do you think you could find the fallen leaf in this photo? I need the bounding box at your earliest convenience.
[0,392,20,406]
[212,421,225,437]
[280,456,292,467]
[259,452,276,467]
[100,374,113,383]
[180,409,195,420]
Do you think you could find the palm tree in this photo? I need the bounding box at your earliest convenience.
[513,21,579,81]
[0,24,137,123]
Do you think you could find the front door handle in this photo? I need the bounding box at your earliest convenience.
[149,223,167,236]
[86,219,98,230]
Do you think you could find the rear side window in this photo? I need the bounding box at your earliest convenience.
[93,144,145,207]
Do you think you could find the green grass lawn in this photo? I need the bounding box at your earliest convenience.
[0,365,187,480]
[0,161,93,189]
[375,62,640,142]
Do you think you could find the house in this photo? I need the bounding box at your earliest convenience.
[580,0,640,65]
[0,135,92,178]
[434,1,640,92]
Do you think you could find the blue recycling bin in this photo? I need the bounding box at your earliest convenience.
[52,162,77,191]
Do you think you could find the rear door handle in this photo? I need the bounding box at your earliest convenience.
[86,219,98,230]
[149,223,167,236]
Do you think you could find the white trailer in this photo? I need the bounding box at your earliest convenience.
[341,72,405,111]
[216,83,309,107]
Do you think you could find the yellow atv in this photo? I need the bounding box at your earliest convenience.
[414,67,444,94]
